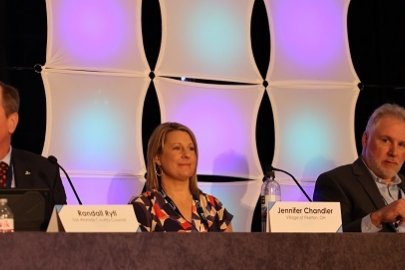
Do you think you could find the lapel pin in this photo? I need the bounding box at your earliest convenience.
[25,171,31,175]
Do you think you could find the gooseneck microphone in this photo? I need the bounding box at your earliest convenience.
[48,155,82,205]
[270,165,312,202]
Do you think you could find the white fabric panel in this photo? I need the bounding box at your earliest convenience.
[265,0,359,85]
[154,77,264,179]
[268,86,359,182]
[155,0,261,83]
[63,175,145,204]
[199,180,262,232]
[44,0,148,74]
[41,69,149,176]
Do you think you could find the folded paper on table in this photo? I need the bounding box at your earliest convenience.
[46,205,139,232]
[267,201,342,233]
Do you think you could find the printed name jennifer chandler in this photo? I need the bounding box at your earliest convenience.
[76,210,118,217]
[277,207,333,214]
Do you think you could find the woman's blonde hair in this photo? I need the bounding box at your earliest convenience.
[146,122,199,196]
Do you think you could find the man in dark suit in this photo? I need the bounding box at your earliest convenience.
[313,103,405,232]
[0,81,66,224]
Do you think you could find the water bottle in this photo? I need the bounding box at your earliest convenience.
[0,198,14,233]
[261,170,281,232]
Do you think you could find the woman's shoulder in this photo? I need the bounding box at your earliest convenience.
[130,189,162,204]
[198,190,224,208]
[197,190,234,228]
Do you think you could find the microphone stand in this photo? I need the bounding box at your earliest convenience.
[271,166,312,202]
[48,156,82,205]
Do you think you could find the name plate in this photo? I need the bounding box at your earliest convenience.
[47,205,139,232]
[268,201,342,232]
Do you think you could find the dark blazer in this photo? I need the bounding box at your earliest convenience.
[11,148,67,206]
[313,158,405,232]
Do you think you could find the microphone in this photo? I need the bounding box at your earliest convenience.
[270,165,312,202]
[48,155,82,205]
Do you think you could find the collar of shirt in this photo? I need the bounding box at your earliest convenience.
[361,158,403,205]
[361,158,402,185]
[1,147,12,166]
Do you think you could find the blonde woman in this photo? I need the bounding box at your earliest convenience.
[131,122,233,232]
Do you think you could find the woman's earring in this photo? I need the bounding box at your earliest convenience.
[155,165,162,177]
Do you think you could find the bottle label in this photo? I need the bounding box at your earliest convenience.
[0,218,14,233]
[265,194,280,203]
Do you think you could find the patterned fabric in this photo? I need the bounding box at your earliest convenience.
[0,162,8,188]
[131,189,233,232]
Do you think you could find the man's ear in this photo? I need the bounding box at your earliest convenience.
[7,112,19,134]
[361,132,368,149]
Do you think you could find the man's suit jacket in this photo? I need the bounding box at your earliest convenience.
[313,158,405,232]
[11,148,67,208]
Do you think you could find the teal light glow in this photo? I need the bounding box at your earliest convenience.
[68,90,123,170]
[186,6,243,70]
[284,113,332,165]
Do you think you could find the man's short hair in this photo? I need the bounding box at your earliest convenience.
[365,103,405,133]
[0,81,20,116]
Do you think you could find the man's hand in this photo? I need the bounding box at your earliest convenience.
[370,198,405,227]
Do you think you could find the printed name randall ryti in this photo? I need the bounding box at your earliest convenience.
[76,210,118,217]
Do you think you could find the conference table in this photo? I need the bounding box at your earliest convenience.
[1,232,403,269]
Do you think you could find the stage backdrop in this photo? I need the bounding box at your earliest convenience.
[40,0,359,232]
